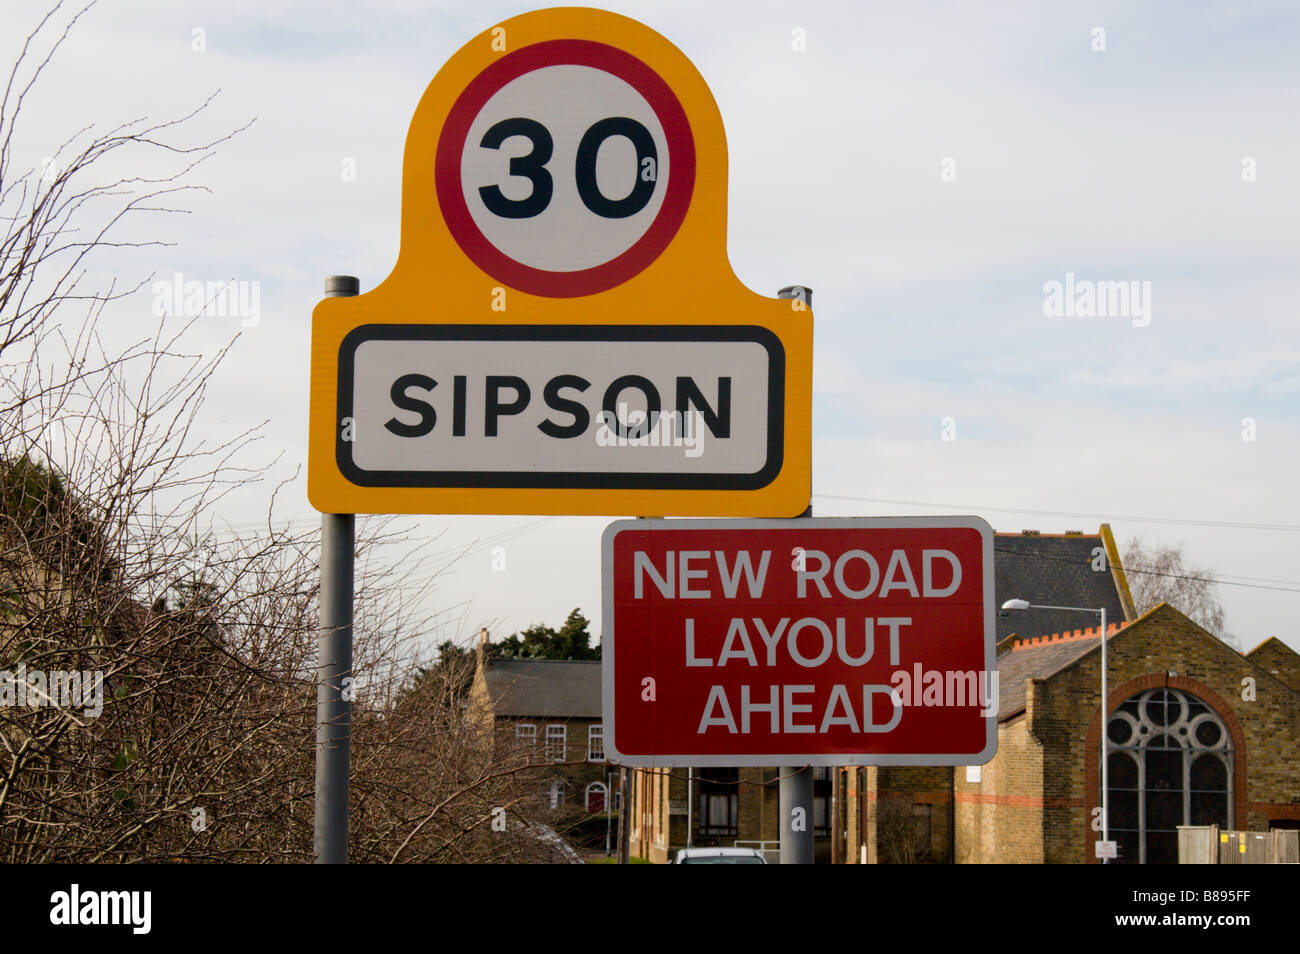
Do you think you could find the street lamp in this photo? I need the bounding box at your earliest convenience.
[1001,598,1112,862]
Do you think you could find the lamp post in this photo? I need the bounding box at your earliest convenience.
[1002,599,1111,861]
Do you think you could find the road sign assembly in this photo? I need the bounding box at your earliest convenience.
[601,517,998,767]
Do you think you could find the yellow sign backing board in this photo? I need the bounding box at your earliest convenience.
[308,7,812,516]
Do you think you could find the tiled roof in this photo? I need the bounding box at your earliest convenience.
[995,620,1128,719]
[482,659,602,718]
[996,630,1102,719]
[994,532,1127,641]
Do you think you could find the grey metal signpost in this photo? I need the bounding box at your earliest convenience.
[315,275,358,864]
[777,284,815,865]
[779,766,815,864]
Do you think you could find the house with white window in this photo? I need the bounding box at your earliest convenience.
[468,635,612,817]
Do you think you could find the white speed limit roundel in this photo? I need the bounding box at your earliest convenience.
[436,40,695,297]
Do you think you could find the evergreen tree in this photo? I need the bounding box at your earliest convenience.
[494,608,599,660]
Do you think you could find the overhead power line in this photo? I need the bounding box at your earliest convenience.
[813,493,1300,533]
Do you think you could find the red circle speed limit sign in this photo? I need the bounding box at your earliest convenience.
[435,39,696,298]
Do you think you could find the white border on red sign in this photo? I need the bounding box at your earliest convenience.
[599,515,998,768]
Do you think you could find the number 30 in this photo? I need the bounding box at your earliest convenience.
[477,116,658,220]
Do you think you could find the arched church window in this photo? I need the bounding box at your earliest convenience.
[1104,688,1232,864]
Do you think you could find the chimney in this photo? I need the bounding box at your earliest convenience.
[476,627,489,668]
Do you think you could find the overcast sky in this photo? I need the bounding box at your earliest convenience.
[4,0,1297,655]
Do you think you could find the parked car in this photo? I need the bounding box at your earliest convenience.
[671,847,767,864]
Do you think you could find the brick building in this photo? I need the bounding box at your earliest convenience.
[838,602,1300,863]
[469,638,614,816]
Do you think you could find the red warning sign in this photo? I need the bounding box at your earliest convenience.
[601,517,998,767]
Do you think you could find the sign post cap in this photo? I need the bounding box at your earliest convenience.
[324,275,360,297]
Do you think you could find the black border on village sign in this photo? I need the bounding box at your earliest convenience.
[335,323,785,489]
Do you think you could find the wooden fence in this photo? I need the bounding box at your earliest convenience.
[1178,825,1300,863]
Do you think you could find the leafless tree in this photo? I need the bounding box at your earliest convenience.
[874,792,927,864]
[1121,537,1235,648]
[0,1,566,863]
